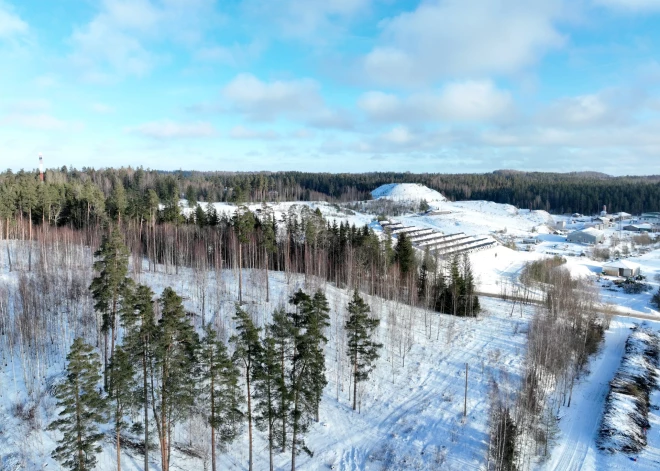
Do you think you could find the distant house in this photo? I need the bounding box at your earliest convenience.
[567,228,604,244]
[584,222,604,230]
[641,212,660,222]
[623,223,653,232]
[602,260,641,277]
[594,216,612,226]
[555,220,566,229]
[612,212,632,221]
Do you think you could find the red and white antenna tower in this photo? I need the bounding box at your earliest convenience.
[39,153,44,182]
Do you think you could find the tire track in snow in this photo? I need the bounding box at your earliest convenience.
[542,320,630,471]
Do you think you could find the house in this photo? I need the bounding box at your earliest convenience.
[594,216,612,226]
[567,228,604,244]
[641,212,660,222]
[602,260,641,277]
[555,220,566,229]
[623,223,654,232]
[612,212,632,221]
[584,222,604,230]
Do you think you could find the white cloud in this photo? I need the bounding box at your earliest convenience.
[194,40,264,65]
[229,125,279,140]
[593,0,660,12]
[222,73,324,120]
[0,2,28,39]
[2,113,82,131]
[129,120,217,139]
[359,80,513,122]
[363,0,566,86]
[91,103,115,114]
[69,0,220,81]
[244,0,370,39]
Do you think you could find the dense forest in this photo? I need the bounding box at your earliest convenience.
[1,167,659,223]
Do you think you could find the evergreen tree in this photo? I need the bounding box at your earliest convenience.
[268,307,294,451]
[260,205,278,302]
[185,185,197,207]
[107,346,136,471]
[233,206,255,304]
[48,338,107,471]
[200,325,243,471]
[345,290,382,411]
[230,305,262,471]
[395,232,415,276]
[253,334,286,471]
[120,284,157,471]
[107,178,128,227]
[152,287,199,471]
[195,203,207,227]
[307,290,330,422]
[89,228,131,387]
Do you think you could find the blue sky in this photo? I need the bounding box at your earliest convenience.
[1,0,660,174]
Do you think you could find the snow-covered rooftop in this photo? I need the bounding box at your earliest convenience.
[603,260,641,269]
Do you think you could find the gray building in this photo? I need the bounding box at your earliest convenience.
[567,228,604,244]
[603,260,641,277]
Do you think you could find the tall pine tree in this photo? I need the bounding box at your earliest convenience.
[345,290,382,411]
[89,228,131,387]
[151,287,199,471]
[199,325,243,471]
[48,338,107,471]
[230,305,262,471]
[107,346,136,471]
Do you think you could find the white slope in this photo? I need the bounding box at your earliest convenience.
[371,183,447,204]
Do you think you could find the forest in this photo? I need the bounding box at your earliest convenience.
[1,168,659,226]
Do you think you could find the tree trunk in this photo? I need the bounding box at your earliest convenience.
[353,355,358,411]
[117,406,122,471]
[247,371,253,471]
[143,342,149,471]
[238,242,243,304]
[211,372,216,471]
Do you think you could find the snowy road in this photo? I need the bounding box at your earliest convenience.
[540,319,631,471]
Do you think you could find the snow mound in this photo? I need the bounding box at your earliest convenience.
[371,183,447,204]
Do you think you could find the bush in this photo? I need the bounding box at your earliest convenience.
[651,287,660,310]
[622,281,651,295]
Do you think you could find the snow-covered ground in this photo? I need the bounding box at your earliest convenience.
[2,183,660,470]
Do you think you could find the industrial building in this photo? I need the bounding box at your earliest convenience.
[567,228,604,244]
[602,260,641,278]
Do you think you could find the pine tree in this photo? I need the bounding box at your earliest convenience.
[307,290,330,422]
[200,325,243,471]
[107,178,128,227]
[260,205,278,302]
[233,206,255,304]
[120,284,156,470]
[152,287,199,471]
[345,290,382,411]
[89,228,131,387]
[230,305,262,471]
[395,232,415,276]
[48,338,107,471]
[253,334,286,471]
[268,307,294,451]
[107,346,136,471]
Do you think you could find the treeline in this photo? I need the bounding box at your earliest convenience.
[1,168,659,226]
[488,259,607,470]
[44,230,383,471]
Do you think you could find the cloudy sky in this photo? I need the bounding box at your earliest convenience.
[1,0,660,174]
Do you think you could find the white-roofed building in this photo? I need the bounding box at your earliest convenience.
[602,260,641,277]
[567,228,604,244]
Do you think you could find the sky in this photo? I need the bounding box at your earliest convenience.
[1,0,660,175]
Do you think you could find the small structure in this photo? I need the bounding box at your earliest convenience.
[600,205,607,217]
[555,220,566,229]
[623,223,653,232]
[641,212,660,222]
[567,228,604,244]
[603,260,641,278]
[612,212,632,221]
[584,222,604,231]
[594,216,612,226]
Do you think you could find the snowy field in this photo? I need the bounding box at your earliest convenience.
[2,183,660,470]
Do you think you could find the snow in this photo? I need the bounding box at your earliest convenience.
[371,183,447,205]
[2,185,660,470]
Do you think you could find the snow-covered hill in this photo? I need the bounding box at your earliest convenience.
[371,183,447,205]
